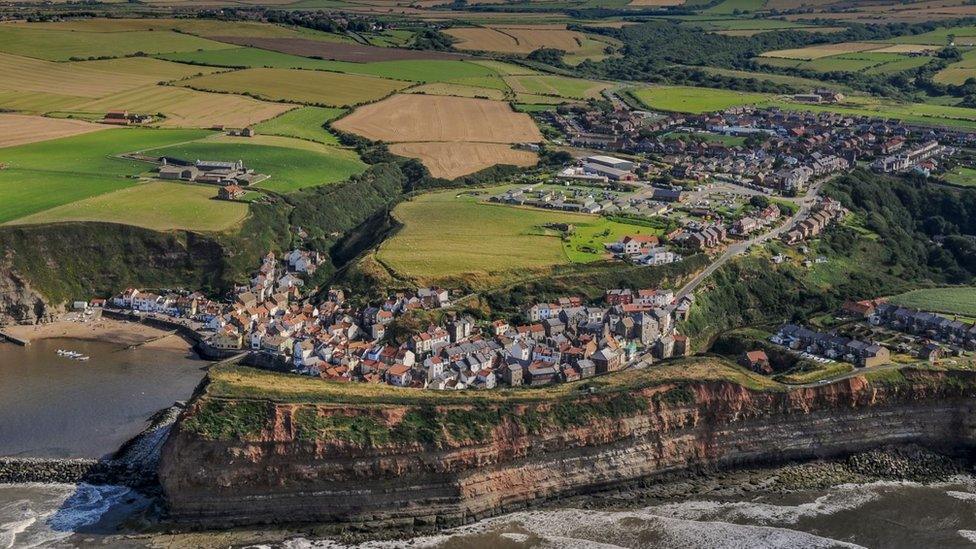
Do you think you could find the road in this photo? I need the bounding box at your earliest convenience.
[667,176,829,312]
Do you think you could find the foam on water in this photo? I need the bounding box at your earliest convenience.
[958,530,976,543]
[947,490,976,502]
[0,483,137,548]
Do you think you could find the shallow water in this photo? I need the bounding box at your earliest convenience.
[0,337,206,459]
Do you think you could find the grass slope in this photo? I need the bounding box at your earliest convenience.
[889,287,976,317]
[0,27,227,61]
[253,107,346,145]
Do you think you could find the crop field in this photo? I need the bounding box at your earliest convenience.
[388,142,537,178]
[0,128,210,224]
[252,107,346,145]
[0,114,105,148]
[178,67,409,107]
[0,26,227,61]
[159,47,499,83]
[4,18,351,41]
[150,135,365,193]
[203,35,465,62]
[11,181,249,232]
[760,42,887,60]
[445,25,608,56]
[333,94,542,143]
[470,59,541,75]
[630,86,772,113]
[74,57,224,80]
[68,86,293,128]
[889,287,976,317]
[377,190,595,282]
[504,75,610,100]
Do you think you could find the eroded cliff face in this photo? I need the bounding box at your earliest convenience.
[159,370,976,528]
[0,263,58,325]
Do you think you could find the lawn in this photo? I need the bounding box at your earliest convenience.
[150,135,365,193]
[944,166,976,187]
[252,107,346,145]
[630,86,772,114]
[11,181,249,232]
[377,190,597,282]
[178,67,409,107]
[0,26,227,61]
[889,287,976,317]
[566,217,663,263]
[0,128,210,224]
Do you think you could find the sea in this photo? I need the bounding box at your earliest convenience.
[3,339,976,548]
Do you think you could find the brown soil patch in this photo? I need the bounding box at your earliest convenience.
[208,36,467,62]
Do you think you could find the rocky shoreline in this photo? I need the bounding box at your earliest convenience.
[0,402,185,490]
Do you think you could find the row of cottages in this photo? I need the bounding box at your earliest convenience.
[782,199,845,245]
[604,288,675,308]
[525,296,585,322]
[685,225,728,251]
[773,324,890,367]
[870,303,976,349]
[112,288,203,317]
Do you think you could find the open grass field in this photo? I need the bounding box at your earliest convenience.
[252,107,346,145]
[388,142,537,178]
[11,181,249,232]
[889,287,976,317]
[0,128,210,224]
[630,86,772,113]
[692,66,855,92]
[377,190,595,282]
[3,18,351,42]
[0,114,106,148]
[150,135,365,193]
[406,82,508,100]
[178,67,409,107]
[203,35,464,63]
[73,57,224,80]
[67,86,294,128]
[887,24,976,45]
[333,94,542,143]
[935,48,976,85]
[0,26,227,61]
[504,74,610,99]
[159,46,499,83]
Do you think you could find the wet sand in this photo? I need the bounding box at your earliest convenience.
[3,318,189,350]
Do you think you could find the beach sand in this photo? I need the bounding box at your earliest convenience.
[3,318,190,350]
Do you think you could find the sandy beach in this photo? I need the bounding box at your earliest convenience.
[2,318,191,351]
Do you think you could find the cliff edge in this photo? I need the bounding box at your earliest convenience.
[159,360,976,529]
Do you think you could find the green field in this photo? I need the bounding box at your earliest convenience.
[377,190,599,283]
[935,48,976,85]
[159,47,501,83]
[630,86,772,114]
[888,25,976,46]
[253,107,346,145]
[179,67,409,107]
[566,218,662,263]
[0,26,227,61]
[506,74,608,99]
[705,0,767,14]
[13,181,249,232]
[0,128,210,224]
[944,166,976,187]
[889,287,976,317]
[151,135,365,193]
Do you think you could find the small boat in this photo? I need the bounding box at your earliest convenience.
[76,356,90,361]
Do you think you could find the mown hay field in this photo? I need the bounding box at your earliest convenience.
[444,25,606,55]
[67,86,294,128]
[376,190,593,282]
[935,48,976,84]
[151,135,366,193]
[11,181,249,232]
[405,82,508,100]
[504,74,610,99]
[333,94,542,143]
[0,25,227,60]
[760,42,887,60]
[178,67,409,107]
[0,128,210,224]
[388,142,537,179]
[0,114,105,148]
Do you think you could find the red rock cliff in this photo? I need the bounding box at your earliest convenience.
[159,368,976,528]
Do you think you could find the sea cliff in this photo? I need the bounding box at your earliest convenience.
[158,364,976,529]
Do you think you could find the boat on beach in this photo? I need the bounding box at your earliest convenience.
[56,350,90,361]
